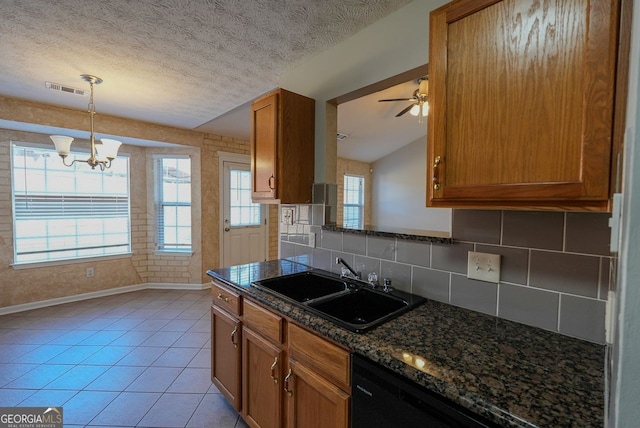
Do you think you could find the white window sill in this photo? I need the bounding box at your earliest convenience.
[11,253,134,270]
[154,251,194,257]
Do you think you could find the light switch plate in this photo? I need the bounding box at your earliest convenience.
[467,251,501,283]
[281,208,294,225]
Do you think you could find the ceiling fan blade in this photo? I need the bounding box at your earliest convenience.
[379,98,414,102]
[395,104,414,117]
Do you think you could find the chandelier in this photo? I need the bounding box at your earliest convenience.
[50,74,122,170]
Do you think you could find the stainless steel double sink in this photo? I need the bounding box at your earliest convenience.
[252,271,426,333]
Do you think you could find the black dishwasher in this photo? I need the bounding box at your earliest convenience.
[352,354,497,428]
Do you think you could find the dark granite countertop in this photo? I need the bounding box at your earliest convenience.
[207,259,604,428]
[322,224,453,243]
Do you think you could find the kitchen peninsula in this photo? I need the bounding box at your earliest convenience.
[207,259,604,428]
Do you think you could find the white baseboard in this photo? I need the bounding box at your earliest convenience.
[0,282,212,316]
[147,282,211,291]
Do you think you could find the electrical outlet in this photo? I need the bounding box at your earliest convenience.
[86,267,95,278]
[467,251,500,283]
[308,232,316,248]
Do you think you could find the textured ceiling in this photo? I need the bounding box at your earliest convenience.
[0,0,413,134]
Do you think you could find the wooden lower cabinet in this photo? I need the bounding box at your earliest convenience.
[211,305,241,411]
[211,289,351,428]
[285,359,350,428]
[242,326,284,428]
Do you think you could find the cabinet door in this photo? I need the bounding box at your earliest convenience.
[428,0,620,210]
[242,326,283,428]
[211,306,241,411]
[251,92,278,201]
[285,360,349,428]
[288,323,350,390]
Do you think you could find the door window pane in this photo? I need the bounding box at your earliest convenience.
[229,169,262,227]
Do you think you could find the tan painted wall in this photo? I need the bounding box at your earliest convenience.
[0,96,260,308]
[336,157,372,226]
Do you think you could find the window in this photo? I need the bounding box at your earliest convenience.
[155,156,192,252]
[229,168,262,227]
[343,174,364,228]
[11,143,131,265]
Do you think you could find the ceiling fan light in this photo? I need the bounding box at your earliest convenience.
[409,104,421,116]
[423,102,429,116]
[50,135,74,156]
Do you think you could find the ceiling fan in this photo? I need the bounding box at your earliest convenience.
[378,77,429,121]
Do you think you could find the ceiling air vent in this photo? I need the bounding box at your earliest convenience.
[45,81,88,96]
[337,132,349,141]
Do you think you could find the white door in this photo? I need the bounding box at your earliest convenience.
[222,161,267,266]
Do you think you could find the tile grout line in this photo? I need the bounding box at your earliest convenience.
[0,289,226,428]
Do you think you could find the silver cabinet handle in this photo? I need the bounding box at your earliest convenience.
[284,368,293,396]
[433,155,442,190]
[230,326,238,348]
[270,357,279,383]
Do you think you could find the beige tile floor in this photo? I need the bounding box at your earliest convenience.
[0,288,248,428]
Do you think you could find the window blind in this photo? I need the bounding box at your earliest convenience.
[14,194,129,218]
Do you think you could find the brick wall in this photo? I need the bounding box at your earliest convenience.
[0,134,145,307]
[0,97,264,309]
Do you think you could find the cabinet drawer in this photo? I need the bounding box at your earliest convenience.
[288,323,350,389]
[212,281,241,317]
[242,299,283,344]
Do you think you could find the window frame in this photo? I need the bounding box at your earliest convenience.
[343,174,365,229]
[154,155,193,254]
[10,141,132,267]
[228,167,263,228]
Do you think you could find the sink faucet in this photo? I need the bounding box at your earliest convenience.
[336,257,361,280]
[367,272,379,288]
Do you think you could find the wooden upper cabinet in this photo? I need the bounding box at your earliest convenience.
[252,93,278,201]
[251,88,315,204]
[427,0,623,211]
